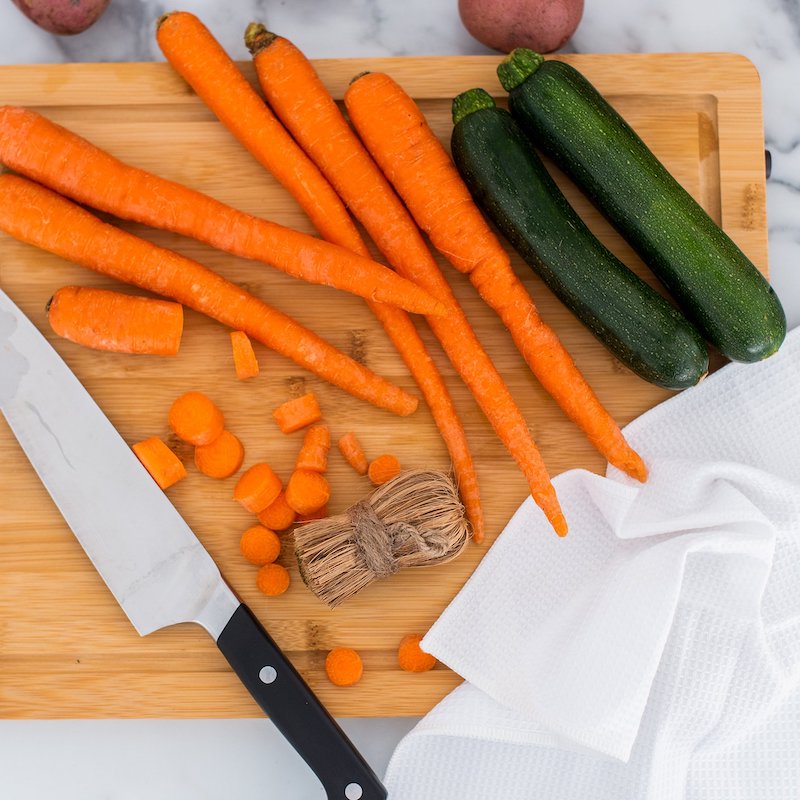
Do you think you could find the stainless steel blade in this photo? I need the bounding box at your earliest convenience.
[0,289,238,637]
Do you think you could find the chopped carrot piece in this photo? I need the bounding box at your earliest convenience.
[285,469,330,516]
[234,463,282,513]
[257,491,297,532]
[295,424,330,472]
[240,525,281,566]
[230,330,260,380]
[297,504,329,523]
[368,454,401,486]
[256,562,290,596]
[325,647,363,687]
[194,429,244,479]
[337,432,368,476]
[132,436,187,490]
[397,634,437,673]
[272,392,322,434]
[168,391,224,446]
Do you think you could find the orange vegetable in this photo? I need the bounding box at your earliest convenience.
[234,463,282,513]
[246,29,486,541]
[285,469,330,515]
[325,647,363,687]
[295,425,330,472]
[257,491,297,532]
[0,175,418,418]
[397,634,437,673]
[296,505,329,523]
[256,562,290,596]
[368,454,401,486]
[0,107,446,317]
[168,391,224,446]
[194,429,244,478]
[230,331,259,380]
[132,436,187,490]
[345,72,647,484]
[337,432,369,476]
[272,393,322,434]
[240,525,281,566]
[48,286,183,356]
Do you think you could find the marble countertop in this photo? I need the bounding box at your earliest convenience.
[1,1,798,797]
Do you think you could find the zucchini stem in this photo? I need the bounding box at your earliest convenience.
[497,48,545,91]
[452,88,496,125]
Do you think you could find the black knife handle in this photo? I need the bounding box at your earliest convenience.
[216,604,387,800]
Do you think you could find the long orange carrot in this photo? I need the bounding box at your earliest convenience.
[345,72,647,483]
[246,29,562,535]
[0,175,418,417]
[0,106,444,317]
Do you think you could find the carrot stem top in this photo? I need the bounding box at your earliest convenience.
[243,22,276,56]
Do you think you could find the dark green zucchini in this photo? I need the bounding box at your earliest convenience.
[497,49,786,363]
[451,88,708,390]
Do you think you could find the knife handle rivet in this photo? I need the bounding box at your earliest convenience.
[344,783,363,799]
[258,665,277,684]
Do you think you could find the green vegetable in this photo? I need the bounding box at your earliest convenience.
[451,88,708,389]
[498,50,786,363]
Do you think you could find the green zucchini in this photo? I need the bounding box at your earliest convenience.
[451,89,708,390]
[497,49,786,363]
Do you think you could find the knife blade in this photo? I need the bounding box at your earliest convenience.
[0,288,386,800]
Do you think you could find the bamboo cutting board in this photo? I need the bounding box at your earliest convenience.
[0,54,768,718]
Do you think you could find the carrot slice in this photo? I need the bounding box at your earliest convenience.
[272,393,322,434]
[48,286,183,355]
[256,562,290,596]
[337,432,368,476]
[132,436,187,490]
[168,392,224,446]
[296,505,329,523]
[285,469,330,515]
[397,634,437,673]
[256,491,297,532]
[368,454,401,486]
[234,463,282,513]
[230,331,259,380]
[240,525,281,566]
[295,425,330,472]
[194,429,244,478]
[325,647,363,687]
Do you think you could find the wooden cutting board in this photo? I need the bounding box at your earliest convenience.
[0,53,768,718]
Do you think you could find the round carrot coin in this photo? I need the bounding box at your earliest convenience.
[240,525,281,566]
[168,391,224,446]
[325,647,363,687]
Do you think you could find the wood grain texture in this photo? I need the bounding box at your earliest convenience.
[0,54,768,718]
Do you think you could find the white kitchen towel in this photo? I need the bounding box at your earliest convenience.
[385,327,800,799]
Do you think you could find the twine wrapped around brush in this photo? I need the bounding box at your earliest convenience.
[294,469,471,608]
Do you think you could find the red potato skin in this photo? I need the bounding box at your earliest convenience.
[458,0,584,53]
[10,0,110,35]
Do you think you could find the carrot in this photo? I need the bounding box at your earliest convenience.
[272,393,322,434]
[0,175,418,417]
[295,424,330,472]
[296,505,329,523]
[345,72,648,483]
[234,463,282,513]
[47,286,183,356]
[0,106,446,317]
[240,525,281,566]
[256,491,297,531]
[230,331,259,380]
[256,562,290,596]
[337,432,369,476]
[246,32,562,534]
[194,429,244,478]
[397,634,436,673]
[325,647,363,687]
[132,436,187,490]
[169,391,224,446]
[368,454,401,486]
[285,469,330,515]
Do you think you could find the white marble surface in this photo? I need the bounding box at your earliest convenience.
[1,0,799,797]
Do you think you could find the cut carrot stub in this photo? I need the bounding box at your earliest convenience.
[194,429,244,479]
[337,432,368,476]
[257,491,297,532]
[297,504,329,523]
[295,424,330,472]
[230,330,260,380]
[256,562,290,596]
[285,469,330,515]
[368,454,401,486]
[240,525,281,566]
[168,391,224,446]
[132,436,187,490]
[48,286,183,356]
[234,463,282,513]
[397,634,437,673]
[272,392,322,434]
[325,647,363,687]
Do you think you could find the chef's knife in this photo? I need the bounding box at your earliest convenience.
[0,288,386,800]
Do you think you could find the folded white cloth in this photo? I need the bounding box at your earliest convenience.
[385,328,800,799]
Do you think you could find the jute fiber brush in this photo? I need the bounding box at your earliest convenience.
[294,469,471,608]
